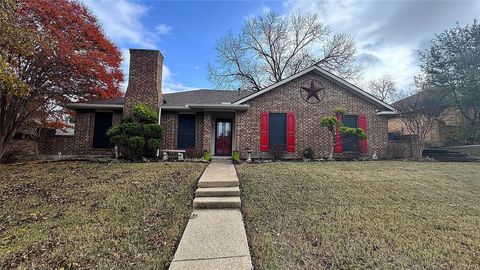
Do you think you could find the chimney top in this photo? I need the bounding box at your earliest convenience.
[124,48,164,116]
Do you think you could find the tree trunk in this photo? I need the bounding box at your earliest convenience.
[0,131,15,161]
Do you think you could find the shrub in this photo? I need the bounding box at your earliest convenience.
[143,123,163,138]
[445,126,480,146]
[356,128,367,140]
[107,104,163,159]
[334,107,346,115]
[269,145,285,160]
[133,103,158,123]
[146,138,162,151]
[339,127,367,139]
[320,115,341,133]
[303,147,315,159]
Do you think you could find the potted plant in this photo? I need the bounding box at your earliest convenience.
[232,149,240,163]
[203,150,211,161]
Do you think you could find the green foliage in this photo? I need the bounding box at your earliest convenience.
[334,107,346,115]
[357,128,367,140]
[445,126,480,146]
[133,104,158,123]
[339,127,367,139]
[303,147,315,159]
[143,123,163,138]
[320,115,341,132]
[108,104,163,159]
[127,136,145,154]
[420,19,480,125]
[233,150,240,162]
[203,150,211,161]
[146,139,162,151]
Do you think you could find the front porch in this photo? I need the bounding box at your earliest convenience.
[160,105,247,158]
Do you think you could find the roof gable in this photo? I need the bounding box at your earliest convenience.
[233,66,397,114]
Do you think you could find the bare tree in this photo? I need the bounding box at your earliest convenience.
[368,74,397,102]
[208,12,360,91]
[396,78,447,159]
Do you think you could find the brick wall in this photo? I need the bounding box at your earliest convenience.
[124,49,163,116]
[39,110,122,156]
[386,139,419,160]
[161,111,177,149]
[161,112,206,152]
[236,72,390,159]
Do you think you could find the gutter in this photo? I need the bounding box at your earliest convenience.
[376,110,398,116]
[65,103,124,110]
[186,104,250,111]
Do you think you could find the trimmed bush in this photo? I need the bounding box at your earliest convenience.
[133,103,158,123]
[339,127,367,139]
[107,104,163,159]
[303,147,315,159]
[334,107,346,115]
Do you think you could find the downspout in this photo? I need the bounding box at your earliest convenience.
[156,106,162,158]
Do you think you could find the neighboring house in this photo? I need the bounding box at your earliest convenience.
[388,94,468,147]
[40,49,398,159]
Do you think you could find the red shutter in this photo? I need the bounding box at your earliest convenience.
[286,112,296,153]
[334,114,343,153]
[260,112,269,152]
[358,114,368,153]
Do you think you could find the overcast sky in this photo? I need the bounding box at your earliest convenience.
[80,0,480,95]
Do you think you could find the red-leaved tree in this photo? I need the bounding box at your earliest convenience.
[0,0,123,159]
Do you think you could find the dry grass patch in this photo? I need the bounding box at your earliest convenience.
[0,161,207,269]
[236,161,480,269]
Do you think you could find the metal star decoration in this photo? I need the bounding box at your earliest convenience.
[301,80,324,103]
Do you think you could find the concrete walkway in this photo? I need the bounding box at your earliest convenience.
[169,160,252,270]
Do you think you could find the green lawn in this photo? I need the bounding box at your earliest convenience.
[0,161,207,269]
[236,161,480,269]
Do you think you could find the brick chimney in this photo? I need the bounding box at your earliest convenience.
[124,49,164,117]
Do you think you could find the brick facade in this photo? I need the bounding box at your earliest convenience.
[235,72,389,159]
[39,110,122,156]
[124,49,163,116]
[161,111,209,153]
[38,49,393,160]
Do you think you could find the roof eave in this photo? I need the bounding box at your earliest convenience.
[376,110,399,116]
[233,65,397,113]
[66,103,124,110]
[186,104,250,111]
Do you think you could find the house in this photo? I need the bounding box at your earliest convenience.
[40,49,398,159]
[388,93,469,147]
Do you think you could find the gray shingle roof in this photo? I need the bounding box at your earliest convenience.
[86,97,125,105]
[162,89,254,106]
[81,89,254,107]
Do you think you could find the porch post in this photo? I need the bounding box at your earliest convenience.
[203,112,212,152]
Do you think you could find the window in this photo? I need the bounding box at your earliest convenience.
[342,115,359,152]
[260,112,295,152]
[268,113,286,151]
[178,114,196,149]
[92,112,113,148]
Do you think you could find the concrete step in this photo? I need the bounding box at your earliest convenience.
[193,197,241,209]
[196,187,240,197]
[211,156,232,162]
[198,179,239,188]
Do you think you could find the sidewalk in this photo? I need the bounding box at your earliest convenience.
[169,160,252,270]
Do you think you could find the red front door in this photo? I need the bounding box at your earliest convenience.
[215,120,232,156]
